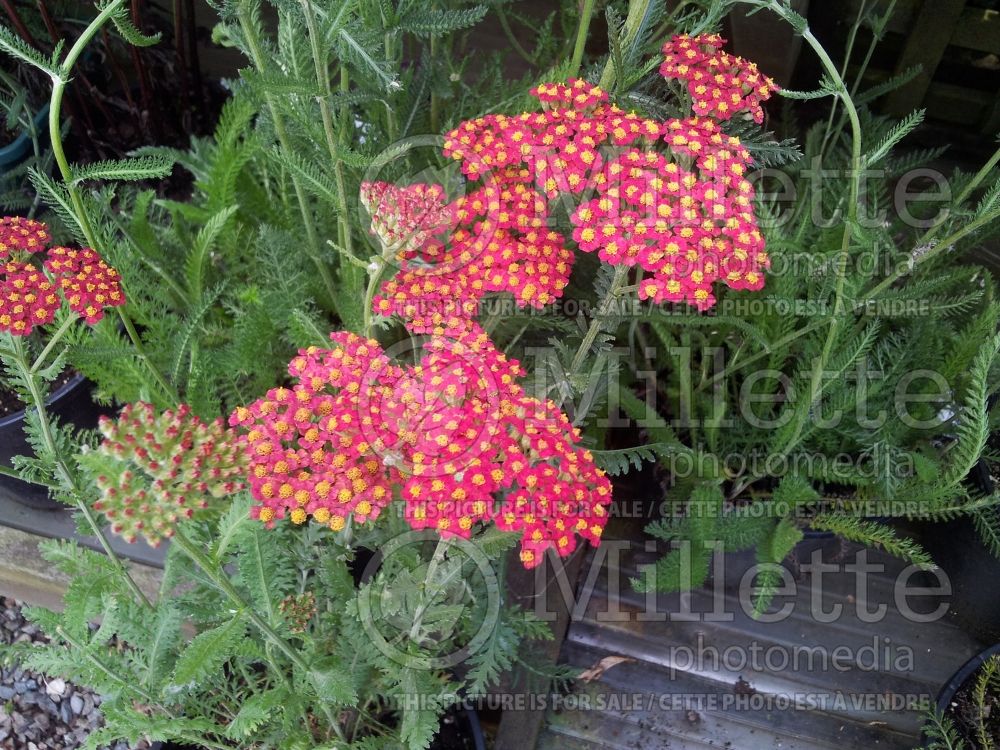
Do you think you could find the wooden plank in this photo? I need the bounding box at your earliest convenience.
[0,524,161,610]
[493,548,587,750]
[534,541,984,750]
[885,0,968,116]
[951,6,1000,54]
[921,80,995,126]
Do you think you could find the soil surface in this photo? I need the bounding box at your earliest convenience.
[943,656,1000,747]
[0,371,76,420]
[429,707,481,750]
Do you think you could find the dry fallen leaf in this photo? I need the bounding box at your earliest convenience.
[579,655,636,683]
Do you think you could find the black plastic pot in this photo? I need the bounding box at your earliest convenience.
[922,643,1000,747]
[0,103,49,174]
[0,373,103,510]
[918,458,1000,643]
[148,706,486,749]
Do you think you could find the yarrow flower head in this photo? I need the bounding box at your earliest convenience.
[0,217,50,258]
[44,246,126,324]
[279,591,317,634]
[230,330,612,567]
[570,118,767,309]
[373,79,664,334]
[0,261,60,336]
[373,177,573,335]
[384,70,770,329]
[88,403,248,546]
[0,218,127,336]
[660,34,778,124]
[360,181,454,256]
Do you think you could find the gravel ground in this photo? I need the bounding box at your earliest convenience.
[0,598,150,750]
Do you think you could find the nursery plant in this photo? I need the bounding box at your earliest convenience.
[601,1,1000,613]
[923,650,1000,749]
[0,0,997,749]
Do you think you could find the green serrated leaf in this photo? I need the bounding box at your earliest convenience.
[72,155,174,184]
[171,615,246,686]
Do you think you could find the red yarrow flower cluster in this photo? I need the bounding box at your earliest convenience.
[0,217,50,258]
[44,246,126,324]
[230,331,612,568]
[360,181,454,256]
[0,262,60,336]
[372,176,572,336]
[0,218,126,335]
[90,402,248,546]
[571,118,767,309]
[443,78,663,196]
[433,76,769,317]
[660,34,778,124]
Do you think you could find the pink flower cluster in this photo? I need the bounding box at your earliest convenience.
[0,262,60,336]
[660,34,778,124]
[360,181,454,256]
[44,246,126,324]
[92,403,247,546]
[571,118,766,309]
[371,176,572,336]
[436,73,768,311]
[0,217,49,257]
[230,331,612,568]
[0,218,126,336]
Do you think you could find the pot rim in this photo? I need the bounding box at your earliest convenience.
[920,642,1000,746]
[0,371,88,430]
[935,642,1000,713]
[0,102,50,170]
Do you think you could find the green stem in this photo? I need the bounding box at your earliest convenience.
[47,0,179,404]
[496,6,538,67]
[914,143,1000,251]
[821,0,898,162]
[773,20,865,459]
[599,0,653,90]
[300,0,358,299]
[407,538,450,641]
[171,529,348,743]
[362,256,386,337]
[953,144,1000,211]
[863,207,1000,301]
[47,0,126,247]
[302,0,340,167]
[818,0,867,158]
[11,337,151,608]
[568,265,630,376]
[236,2,337,307]
[694,317,828,394]
[430,33,441,133]
[569,0,596,78]
[117,308,177,404]
[30,313,77,373]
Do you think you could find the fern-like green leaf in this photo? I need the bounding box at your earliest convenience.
[398,6,488,37]
[0,24,59,75]
[864,109,924,166]
[809,515,934,568]
[752,517,802,617]
[72,155,174,184]
[171,615,246,686]
[107,3,162,46]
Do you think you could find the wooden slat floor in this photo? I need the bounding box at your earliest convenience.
[537,534,984,750]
